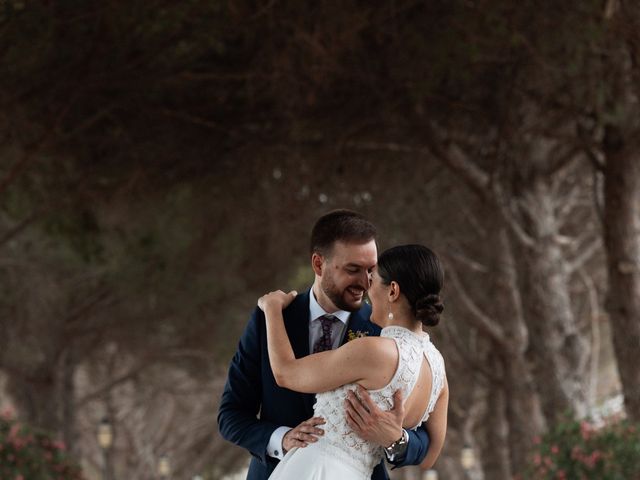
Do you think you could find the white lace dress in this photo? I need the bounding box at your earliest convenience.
[268,326,446,480]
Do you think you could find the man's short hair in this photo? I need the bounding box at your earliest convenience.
[310,209,377,256]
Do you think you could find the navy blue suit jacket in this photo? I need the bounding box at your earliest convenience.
[217,290,430,480]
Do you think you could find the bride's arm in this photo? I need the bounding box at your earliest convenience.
[420,378,449,470]
[259,290,384,394]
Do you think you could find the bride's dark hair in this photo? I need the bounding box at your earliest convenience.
[377,245,444,327]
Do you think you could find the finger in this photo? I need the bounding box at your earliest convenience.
[303,417,326,427]
[347,389,371,419]
[296,432,319,443]
[356,385,377,414]
[299,424,325,436]
[285,431,304,446]
[344,395,366,426]
[288,290,298,297]
[345,409,364,432]
[285,438,309,451]
[290,429,318,443]
[391,389,405,413]
[345,392,365,420]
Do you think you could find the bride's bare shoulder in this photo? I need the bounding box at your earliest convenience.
[345,336,398,363]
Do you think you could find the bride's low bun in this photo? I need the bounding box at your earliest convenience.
[415,294,444,327]
[377,245,445,328]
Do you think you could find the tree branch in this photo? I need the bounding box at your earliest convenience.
[555,182,583,227]
[567,237,603,274]
[446,243,490,273]
[442,319,501,382]
[423,123,491,198]
[545,147,582,178]
[492,181,536,248]
[445,262,509,348]
[76,359,152,407]
[0,207,46,248]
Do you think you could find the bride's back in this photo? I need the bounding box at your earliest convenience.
[358,329,444,428]
[404,355,434,427]
[311,325,445,474]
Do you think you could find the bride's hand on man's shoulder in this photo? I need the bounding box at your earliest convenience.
[257,290,298,313]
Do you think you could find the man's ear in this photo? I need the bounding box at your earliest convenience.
[311,253,324,276]
[388,281,401,302]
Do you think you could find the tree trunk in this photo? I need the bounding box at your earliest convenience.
[503,356,544,471]
[480,355,512,480]
[61,348,77,451]
[6,364,59,432]
[515,175,589,422]
[495,229,545,474]
[603,148,640,421]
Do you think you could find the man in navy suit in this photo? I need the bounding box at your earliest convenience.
[218,210,430,479]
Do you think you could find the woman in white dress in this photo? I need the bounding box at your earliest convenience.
[258,244,449,480]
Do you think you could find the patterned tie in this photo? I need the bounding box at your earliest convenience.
[313,315,338,353]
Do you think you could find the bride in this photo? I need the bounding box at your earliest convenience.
[258,244,448,480]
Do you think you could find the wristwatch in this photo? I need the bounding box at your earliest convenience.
[384,429,409,461]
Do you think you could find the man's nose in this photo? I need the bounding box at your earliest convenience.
[358,271,370,289]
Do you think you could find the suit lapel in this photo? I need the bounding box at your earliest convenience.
[340,303,378,346]
[284,290,311,359]
[282,291,315,412]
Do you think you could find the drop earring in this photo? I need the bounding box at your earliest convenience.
[388,312,394,321]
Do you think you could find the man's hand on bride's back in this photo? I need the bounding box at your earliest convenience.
[344,385,404,448]
[283,416,326,454]
[258,290,298,313]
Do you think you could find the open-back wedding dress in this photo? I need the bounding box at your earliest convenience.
[268,326,446,480]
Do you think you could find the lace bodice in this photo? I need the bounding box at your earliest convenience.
[312,326,446,474]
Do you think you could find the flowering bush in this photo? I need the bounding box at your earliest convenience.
[523,417,640,480]
[0,409,84,480]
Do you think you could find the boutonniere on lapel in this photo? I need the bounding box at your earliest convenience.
[347,329,369,342]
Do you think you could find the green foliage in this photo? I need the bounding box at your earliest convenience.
[522,418,640,480]
[0,411,84,480]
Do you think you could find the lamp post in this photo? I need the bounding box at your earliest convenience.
[423,469,438,480]
[97,418,113,480]
[158,454,170,480]
[460,444,475,479]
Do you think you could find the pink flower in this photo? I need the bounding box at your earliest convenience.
[556,470,566,480]
[580,420,592,440]
[571,445,582,460]
[1,406,15,419]
[581,453,597,469]
[15,475,24,480]
[533,435,541,445]
[533,453,541,465]
[550,444,559,454]
[52,440,66,451]
[8,424,20,440]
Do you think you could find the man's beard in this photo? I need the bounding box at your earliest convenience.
[321,275,364,312]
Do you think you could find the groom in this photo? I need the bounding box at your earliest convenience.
[217,210,430,479]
